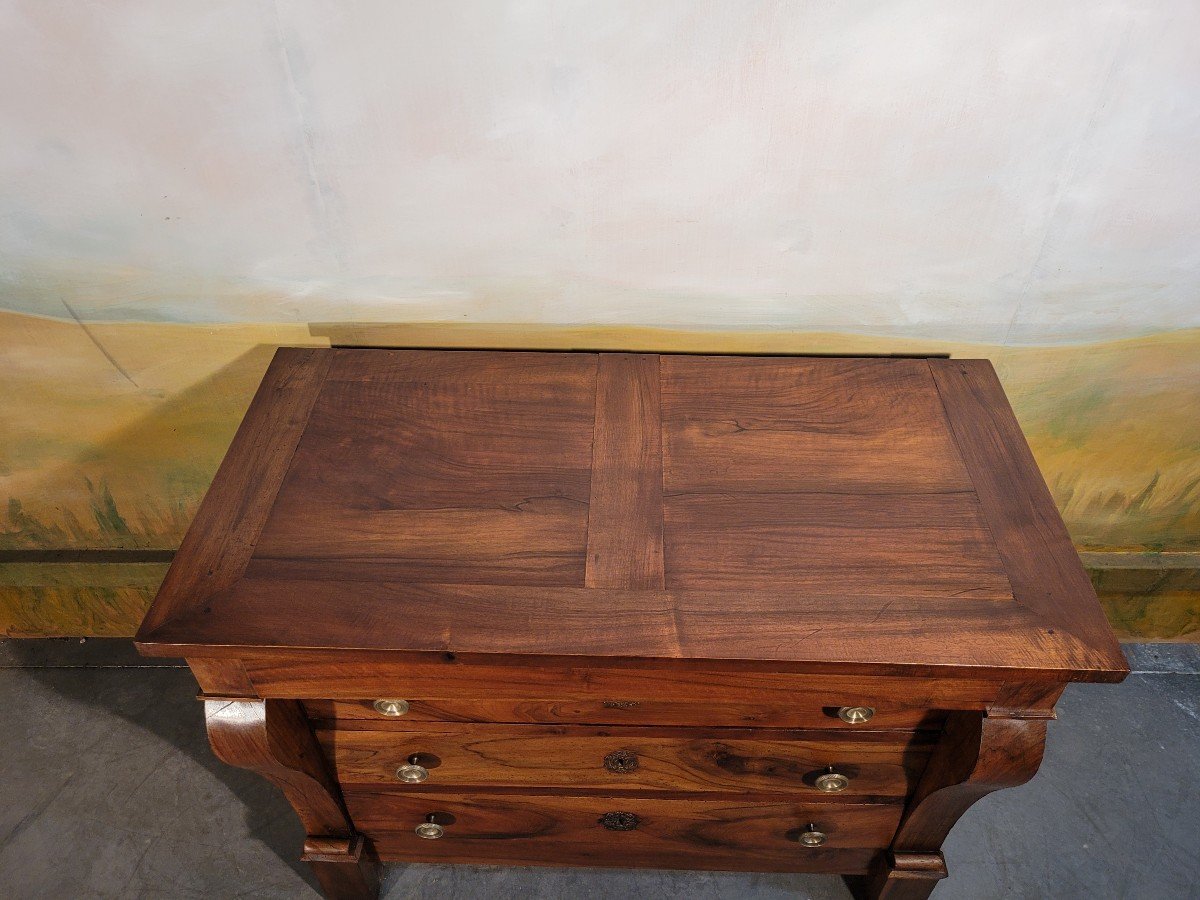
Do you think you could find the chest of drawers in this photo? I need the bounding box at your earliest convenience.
[136,349,1127,899]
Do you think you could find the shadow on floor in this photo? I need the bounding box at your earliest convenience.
[0,638,322,897]
[3,639,1199,899]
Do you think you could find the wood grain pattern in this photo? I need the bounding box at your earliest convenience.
[205,699,382,898]
[302,698,947,731]
[144,580,1111,680]
[204,698,352,836]
[990,681,1066,718]
[846,851,948,900]
[301,836,380,900]
[257,349,596,586]
[187,657,255,696]
[316,723,924,796]
[929,359,1128,676]
[133,350,1130,900]
[660,356,973,494]
[234,653,1005,707]
[138,350,1126,683]
[891,710,1047,853]
[255,507,587,585]
[346,790,900,872]
[585,353,664,589]
[135,347,331,637]
[663,492,1011,594]
[846,707,1049,900]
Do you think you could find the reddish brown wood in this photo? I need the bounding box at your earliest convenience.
[235,654,1005,707]
[659,356,973,494]
[204,699,380,898]
[315,723,924,796]
[846,851,948,900]
[345,789,900,872]
[135,348,331,637]
[135,350,1128,898]
[585,353,665,589]
[847,703,1052,899]
[664,491,1011,594]
[990,681,1066,718]
[204,699,353,836]
[892,710,1048,852]
[187,657,256,696]
[254,349,596,587]
[928,359,1127,675]
[302,835,379,900]
[846,708,1051,898]
[303,697,948,730]
[369,833,879,874]
[143,582,1114,681]
[139,350,1127,683]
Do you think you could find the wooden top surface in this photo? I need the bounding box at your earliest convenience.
[136,349,1128,682]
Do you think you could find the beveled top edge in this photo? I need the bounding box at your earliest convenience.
[138,580,1129,683]
[135,350,1129,684]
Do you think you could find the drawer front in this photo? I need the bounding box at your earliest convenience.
[304,697,944,730]
[347,789,898,873]
[250,656,998,715]
[317,723,926,796]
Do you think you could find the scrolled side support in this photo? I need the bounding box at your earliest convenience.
[847,707,1049,900]
[205,698,380,900]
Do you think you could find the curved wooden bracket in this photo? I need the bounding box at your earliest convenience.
[848,708,1049,899]
[205,698,380,899]
[893,710,1047,852]
[205,698,351,835]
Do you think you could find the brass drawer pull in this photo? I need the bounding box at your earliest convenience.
[814,766,850,793]
[373,699,409,717]
[797,823,826,847]
[396,754,429,783]
[599,811,639,831]
[837,705,875,724]
[414,813,445,839]
[604,749,640,773]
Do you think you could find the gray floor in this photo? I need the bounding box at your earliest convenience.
[0,642,1197,899]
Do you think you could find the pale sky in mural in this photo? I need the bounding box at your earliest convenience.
[1,1,1198,342]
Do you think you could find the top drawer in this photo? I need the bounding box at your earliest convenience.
[304,697,944,730]
[246,658,1000,723]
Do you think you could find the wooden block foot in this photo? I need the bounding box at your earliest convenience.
[303,835,380,900]
[845,851,947,900]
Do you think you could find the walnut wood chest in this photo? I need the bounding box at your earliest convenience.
[136,349,1128,899]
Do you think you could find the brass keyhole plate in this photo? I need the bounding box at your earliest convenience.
[604,749,640,774]
[599,811,640,831]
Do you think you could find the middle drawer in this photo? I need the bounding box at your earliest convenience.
[315,723,929,797]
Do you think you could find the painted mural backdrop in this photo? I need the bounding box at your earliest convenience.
[1,2,1197,638]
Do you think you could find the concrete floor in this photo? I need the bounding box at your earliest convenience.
[0,641,1196,900]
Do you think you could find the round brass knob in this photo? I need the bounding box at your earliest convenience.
[373,699,410,717]
[815,766,850,793]
[414,814,444,839]
[837,705,875,724]
[396,754,429,783]
[797,824,826,847]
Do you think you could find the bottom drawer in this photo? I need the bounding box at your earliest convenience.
[346,790,900,873]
